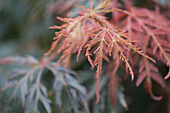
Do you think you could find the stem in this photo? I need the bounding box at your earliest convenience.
[36,67,44,88]
[4,87,18,111]
[64,87,79,113]
[33,67,44,113]
[33,89,39,113]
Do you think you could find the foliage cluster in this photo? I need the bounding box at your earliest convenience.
[0,0,170,113]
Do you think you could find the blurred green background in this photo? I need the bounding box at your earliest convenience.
[0,0,56,58]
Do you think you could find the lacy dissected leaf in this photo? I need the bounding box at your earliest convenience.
[107,49,120,107]
[0,65,52,113]
[1,0,170,112]
[45,16,89,68]
[45,0,157,103]
[136,58,165,100]
[119,7,170,79]
[0,56,53,113]
[0,55,89,113]
[46,64,89,113]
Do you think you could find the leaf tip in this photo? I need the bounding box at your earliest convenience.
[164,70,170,79]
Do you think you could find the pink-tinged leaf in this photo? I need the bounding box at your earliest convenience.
[52,53,66,69]
[149,89,163,101]
[49,25,59,29]
[76,44,83,62]
[139,63,145,73]
[56,16,73,22]
[164,67,170,79]
[85,51,94,69]
[45,0,170,104]
[107,58,120,107]
[119,50,134,81]
[146,79,163,101]
[136,72,147,87]
[150,73,165,88]
[80,6,89,11]
[95,58,102,104]
[102,53,110,62]
[95,0,111,10]
[44,40,58,56]
[90,0,93,9]
[138,59,165,100]
[108,74,117,107]
[95,74,100,104]
[126,62,134,81]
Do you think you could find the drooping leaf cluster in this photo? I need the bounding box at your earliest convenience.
[45,0,169,103]
[0,56,88,113]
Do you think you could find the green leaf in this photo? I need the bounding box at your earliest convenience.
[39,88,52,113]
